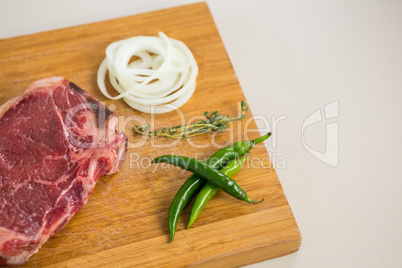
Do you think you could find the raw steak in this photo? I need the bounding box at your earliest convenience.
[0,77,128,265]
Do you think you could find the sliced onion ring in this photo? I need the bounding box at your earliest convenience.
[97,32,198,114]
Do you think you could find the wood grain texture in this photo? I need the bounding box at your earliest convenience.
[0,2,301,267]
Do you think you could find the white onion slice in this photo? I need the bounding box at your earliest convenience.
[97,32,198,114]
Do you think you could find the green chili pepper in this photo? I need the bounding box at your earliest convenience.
[188,151,251,228]
[152,155,263,203]
[167,175,203,243]
[167,142,249,243]
[167,132,271,242]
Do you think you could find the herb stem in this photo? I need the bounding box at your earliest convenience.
[133,101,249,139]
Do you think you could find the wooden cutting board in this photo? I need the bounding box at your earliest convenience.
[0,2,301,267]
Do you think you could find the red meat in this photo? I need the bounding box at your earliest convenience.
[0,77,127,265]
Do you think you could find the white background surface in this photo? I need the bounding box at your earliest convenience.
[1,0,402,267]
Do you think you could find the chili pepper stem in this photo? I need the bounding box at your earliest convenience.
[252,132,272,145]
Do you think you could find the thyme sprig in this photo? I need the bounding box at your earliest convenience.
[133,101,248,139]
